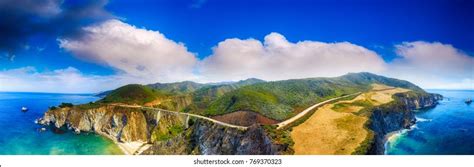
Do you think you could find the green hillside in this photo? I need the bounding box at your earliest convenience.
[100,84,163,105]
[147,81,204,95]
[199,73,426,120]
[95,72,424,121]
[184,78,266,112]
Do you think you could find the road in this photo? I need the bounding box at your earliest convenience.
[108,104,248,130]
[275,92,361,129]
[108,92,361,131]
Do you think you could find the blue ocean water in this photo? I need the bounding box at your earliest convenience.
[0,92,122,155]
[386,90,474,155]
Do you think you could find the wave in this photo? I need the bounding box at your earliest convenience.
[384,124,418,154]
[416,116,432,122]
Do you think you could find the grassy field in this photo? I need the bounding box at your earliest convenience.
[291,84,409,154]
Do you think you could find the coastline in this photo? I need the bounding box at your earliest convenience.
[383,124,417,154]
[96,131,151,155]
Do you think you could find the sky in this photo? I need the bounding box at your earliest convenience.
[0,0,473,93]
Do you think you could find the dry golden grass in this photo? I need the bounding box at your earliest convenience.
[291,84,410,155]
[369,84,409,105]
[291,103,368,154]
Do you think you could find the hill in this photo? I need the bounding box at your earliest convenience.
[99,84,164,105]
[184,78,266,112]
[147,81,204,95]
[198,72,426,120]
[94,73,425,121]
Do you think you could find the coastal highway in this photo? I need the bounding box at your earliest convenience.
[109,92,361,131]
[108,104,249,130]
[275,92,361,130]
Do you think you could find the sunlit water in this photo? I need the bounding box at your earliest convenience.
[0,92,122,155]
[386,90,474,155]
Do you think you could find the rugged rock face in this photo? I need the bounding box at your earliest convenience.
[368,92,442,154]
[39,106,149,142]
[38,105,286,155]
[143,121,278,155]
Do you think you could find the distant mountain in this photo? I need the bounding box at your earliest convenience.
[147,78,266,95]
[147,81,205,95]
[184,78,266,112]
[95,90,111,97]
[234,78,266,86]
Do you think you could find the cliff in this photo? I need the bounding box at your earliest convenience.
[367,92,442,154]
[37,105,289,155]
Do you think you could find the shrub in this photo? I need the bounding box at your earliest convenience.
[58,102,74,108]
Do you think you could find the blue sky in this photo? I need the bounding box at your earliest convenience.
[106,0,474,59]
[0,0,473,93]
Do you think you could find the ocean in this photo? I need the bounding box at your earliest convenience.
[1,90,473,155]
[0,92,122,155]
[385,90,474,155]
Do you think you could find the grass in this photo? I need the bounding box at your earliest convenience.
[58,103,73,108]
[76,101,103,110]
[100,84,165,105]
[290,85,416,154]
[190,72,424,121]
[332,99,373,112]
[280,93,360,131]
[151,124,185,142]
[352,130,375,155]
[262,125,294,154]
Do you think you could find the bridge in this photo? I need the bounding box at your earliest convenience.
[109,104,249,130]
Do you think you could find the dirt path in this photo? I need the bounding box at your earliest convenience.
[291,84,409,154]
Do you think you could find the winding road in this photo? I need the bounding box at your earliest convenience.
[275,92,361,129]
[109,104,249,130]
[109,92,361,131]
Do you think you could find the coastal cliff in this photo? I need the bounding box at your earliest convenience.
[367,92,443,154]
[37,105,288,155]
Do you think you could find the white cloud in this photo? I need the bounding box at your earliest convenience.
[199,32,387,82]
[3,20,473,93]
[0,66,126,93]
[385,41,474,90]
[59,19,198,83]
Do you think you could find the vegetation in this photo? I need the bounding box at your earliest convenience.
[151,124,185,142]
[262,125,294,154]
[332,99,372,112]
[92,72,424,121]
[352,130,375,155]
[194,72,423,120]
[48,102,74,110]
[100,84,164,105]
[148,81,204,95]
[76,101,102,110]
[58,102,74,108]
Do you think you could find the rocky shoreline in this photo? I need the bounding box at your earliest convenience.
[367,92,443,154]
[37,105,290,155]
[36,91,442,155]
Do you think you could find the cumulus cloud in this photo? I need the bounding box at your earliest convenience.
[3,22,472,93]
[199,32,387,82]
[0,66,127,93]
[59,19,198,83]
[385,41,474,89]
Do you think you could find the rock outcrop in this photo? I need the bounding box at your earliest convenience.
[143,121,278,155]
[38,105,288,155]
[367,92,442,154]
